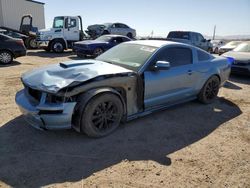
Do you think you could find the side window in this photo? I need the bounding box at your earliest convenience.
[197,34,205,42]
[197,50,211,61]
[115,24,123,28]
[112,37,123,43]
[120,24,129,28]
[122,37,130,42]
[154,47,193,67]
[69,19,77,28]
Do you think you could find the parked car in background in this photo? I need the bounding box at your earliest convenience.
[16,40,231,137]
[73,35,131,57]
[218,41,241,55]
[167,31,213,53]
[0,34,26,64]
[222,41,250,76]
[86,23,136,39]
[211,40,225,54]
[0,29,28,42]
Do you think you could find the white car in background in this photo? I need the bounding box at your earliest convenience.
[86,23,136,39]
[211,40,225,54]
[219,41,242,55]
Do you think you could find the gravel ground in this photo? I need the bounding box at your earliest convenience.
[0,50,249,188]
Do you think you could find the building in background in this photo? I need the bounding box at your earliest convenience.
[0,0,45,30]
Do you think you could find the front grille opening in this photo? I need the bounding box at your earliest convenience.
[39,110,63,115]
[28,87,42,101]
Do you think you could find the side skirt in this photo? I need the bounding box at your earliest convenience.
[127,96,197,121]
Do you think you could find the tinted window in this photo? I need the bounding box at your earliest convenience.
[197,34,204,42]
[120,24,129,28]
[154,47,193,67]
[167,32,190,40]
[0,34,9,41]
[122,37,130,42]
[197,50,211,61]
[113,37,124,43]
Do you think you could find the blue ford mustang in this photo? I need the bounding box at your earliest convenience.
[16,40,231,137]
[73,34,131,57]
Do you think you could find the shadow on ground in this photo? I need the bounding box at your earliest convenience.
[0,97,242,187]
[0,61,21,68]
[229,75,250,85]
[27,50,74,58]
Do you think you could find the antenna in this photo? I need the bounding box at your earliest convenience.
[213,25,216,40]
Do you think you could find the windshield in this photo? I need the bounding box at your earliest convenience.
[53,17,64,28]
[95,35,112,42]
[233,43,250,52]
[96,43,157,71]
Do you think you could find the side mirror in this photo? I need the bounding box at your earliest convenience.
[154,61,170,70]
[202,39,207,42]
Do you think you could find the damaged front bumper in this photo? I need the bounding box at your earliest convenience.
[15,89,76,130]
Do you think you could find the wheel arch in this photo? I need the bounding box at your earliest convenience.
[72,87,127,132]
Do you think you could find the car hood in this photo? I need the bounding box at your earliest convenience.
[74,40,108,46]
[22,60,133,94]
[222,51,250,62]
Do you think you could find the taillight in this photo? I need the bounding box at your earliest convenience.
[16,39,24,46]
[226,57,234,66]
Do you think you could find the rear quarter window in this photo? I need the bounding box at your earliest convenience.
[197,50,211,61]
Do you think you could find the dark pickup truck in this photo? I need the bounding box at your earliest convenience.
[167,31,213,52]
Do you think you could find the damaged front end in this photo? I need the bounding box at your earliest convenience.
[15,60,141,131]
[15,84,77,130]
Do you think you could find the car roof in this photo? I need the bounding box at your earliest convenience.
[127,40,187,48]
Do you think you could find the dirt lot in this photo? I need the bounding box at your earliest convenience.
[0,50,249,188]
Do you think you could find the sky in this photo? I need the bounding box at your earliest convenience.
[40,0,250,37]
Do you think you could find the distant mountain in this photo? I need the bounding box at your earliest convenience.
[205,35,250,40]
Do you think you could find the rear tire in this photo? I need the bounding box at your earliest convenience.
[77,53,86,58]
[127,32,133,38]
[0,51,13,64]
[79,93,123,137]
[27,37,38,49]
[198,76,220,104]
[102,30,110,35]
[93,47,104,57]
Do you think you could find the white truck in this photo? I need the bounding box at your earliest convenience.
[36,16,85,53]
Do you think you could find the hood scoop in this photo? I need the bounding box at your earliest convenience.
[60,62,94,69]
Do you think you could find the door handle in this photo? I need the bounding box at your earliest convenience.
[187,70,193,75]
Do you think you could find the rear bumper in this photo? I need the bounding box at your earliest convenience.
[14,49,26,58]
[15,89,76,130]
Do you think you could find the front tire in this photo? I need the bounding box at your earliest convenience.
[80,93,124,137]
[27,37,38,49]
[198,76,220,104]
[0,51,13,64]
[51,41,64,53]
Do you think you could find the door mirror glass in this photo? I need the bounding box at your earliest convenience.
[154,61,170,70]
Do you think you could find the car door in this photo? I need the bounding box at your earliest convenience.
[64,17,80,41]
[196,33,208,51]
[109,24,120,35]
[144,46,198,108]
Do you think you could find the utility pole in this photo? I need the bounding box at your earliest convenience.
[213,25,216,40]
